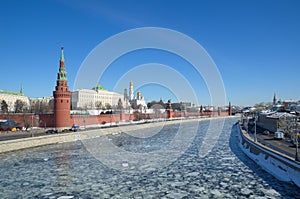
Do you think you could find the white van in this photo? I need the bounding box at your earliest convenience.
[274,131,284,140]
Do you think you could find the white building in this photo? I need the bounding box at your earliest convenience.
[125,81,147,109]
[71,84,125,110]
[130,91,147,109]
[30,96,53,103]
[0,88,30,112]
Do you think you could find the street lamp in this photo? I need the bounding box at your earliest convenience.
[31,114,34,137]
[129,106,132,121]
[295,130,299,161]
[31,115,34,128]
[295,116,299,161]
[254,114,258,142]
[83,109,86,129]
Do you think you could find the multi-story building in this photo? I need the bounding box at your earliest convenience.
[130,91,147,109]
[0,88,30,112]
[30,96,54,113]
[30,96,53,103]
[71,84,125,110]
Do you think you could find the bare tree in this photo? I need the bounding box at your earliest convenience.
[95,101,103,110]
[1,100,8,113]
[48,99,54,113]
[14,99,26,113]
[117,98,123,110]
[105,103,112,110]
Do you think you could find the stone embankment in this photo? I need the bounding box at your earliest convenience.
[237,123,300,188]
[0,116,235,153]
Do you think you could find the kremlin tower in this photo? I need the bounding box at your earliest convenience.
[53,47,71,130]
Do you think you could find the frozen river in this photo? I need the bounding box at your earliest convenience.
[0,118,299,198]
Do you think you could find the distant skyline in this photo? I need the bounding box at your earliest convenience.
[1,0,300,106]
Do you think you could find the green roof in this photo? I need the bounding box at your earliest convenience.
[94,83,105,91]
[0,90,24,96]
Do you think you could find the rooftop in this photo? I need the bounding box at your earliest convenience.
[266,112,296,119]
[0,90,24,96]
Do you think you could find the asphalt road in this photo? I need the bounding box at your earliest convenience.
[0,130,60,141]
[247,124,299,160]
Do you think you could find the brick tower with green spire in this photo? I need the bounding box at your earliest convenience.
[53,47,71,130]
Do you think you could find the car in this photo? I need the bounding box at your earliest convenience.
[262,130,270,135]
[71,125,80,132]
[274,131,284,140]
[46,129,58,134]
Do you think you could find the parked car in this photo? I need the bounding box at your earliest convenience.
[46,129,58,134]
[71,125,80,132]
[0,120,22,131]
[274,131,284,140]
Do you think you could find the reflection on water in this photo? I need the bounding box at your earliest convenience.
[0,118,299,198]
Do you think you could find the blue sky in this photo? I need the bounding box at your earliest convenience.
[0,0,299,106]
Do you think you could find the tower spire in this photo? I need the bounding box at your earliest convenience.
[60,46,65,63]
[20,84,23,95]
[57,46,67,81]
[59,46,65,71]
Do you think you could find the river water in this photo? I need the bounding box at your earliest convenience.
[0,118,299,198]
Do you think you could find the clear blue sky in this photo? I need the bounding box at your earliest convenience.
[1,0,299,106]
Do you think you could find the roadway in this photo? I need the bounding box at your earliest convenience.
[0,130,56,141]
[247,125,299,160]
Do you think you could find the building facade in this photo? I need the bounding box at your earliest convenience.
[71,84,124,110]
[125,81,147,109]
[257,112,296,133]
[130,91,147,109]
[0,88,30,112]
[30,96,54,113]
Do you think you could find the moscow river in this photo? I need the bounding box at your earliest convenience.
[0,118,299,198]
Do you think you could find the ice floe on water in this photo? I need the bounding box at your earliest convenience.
[0,118,299,198]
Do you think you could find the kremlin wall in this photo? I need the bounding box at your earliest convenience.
[0,48,232,131]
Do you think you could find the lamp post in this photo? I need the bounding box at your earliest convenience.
[110,107,112,127]
[83,109,86,129]
[295,117,299,161]
[254,114,258,142]
[295,131,299,161]
[129,106,131,121]
[31,114,34,137]
[31,114,34,128]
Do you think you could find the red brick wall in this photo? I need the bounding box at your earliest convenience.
[0,110,230,129]
[0,113,38,128]
[39,114,55,127]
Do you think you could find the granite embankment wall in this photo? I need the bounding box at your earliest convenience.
[237,123,300,188]
[0,116,234,154]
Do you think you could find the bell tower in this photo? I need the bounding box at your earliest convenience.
[53,47,71,130]
[129,81,134,101]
